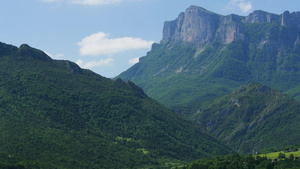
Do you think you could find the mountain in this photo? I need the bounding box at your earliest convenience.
[0,42,233,168]
[117,5,300,107]
[175,83,300,154]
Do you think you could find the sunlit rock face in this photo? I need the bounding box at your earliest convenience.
[163,6,300,45]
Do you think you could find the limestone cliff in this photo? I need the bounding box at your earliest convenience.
[281,11,300,27]
[215,14,245,44]
[162,6,245,44]
[162,6,300,45]
[245,10,279,23]
[162,6,220,44]
[118,5,300,108]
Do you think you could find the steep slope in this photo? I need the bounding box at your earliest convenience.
[117,6,300,107]
[0,42,233,168]
[175,83,300,154]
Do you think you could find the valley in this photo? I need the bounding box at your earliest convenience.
[1,4,300,169]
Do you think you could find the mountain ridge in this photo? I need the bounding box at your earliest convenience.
[162,6,300,44]
[175,83,300,154]
[117,5,300,107]
[0,41,234,168]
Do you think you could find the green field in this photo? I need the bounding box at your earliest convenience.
[256,150,300,159]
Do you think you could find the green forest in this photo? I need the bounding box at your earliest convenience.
[2,5,300,169]
[118,16,300,107]
[0,42,233,168]
[174,83,300,154]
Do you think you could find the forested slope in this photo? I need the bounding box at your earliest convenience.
[0,42,233,168]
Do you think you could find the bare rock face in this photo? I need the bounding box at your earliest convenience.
[163,12,185,42]
[295,36,300,53]
[245,10,279,23]
[281,11,300,27]
[162,6,300,45]
[162,6,244,44]
[180,6,220,43]
[163,6,220,44]
[295,12,300,27]
[281,11,292,26]
[215,14,245,44]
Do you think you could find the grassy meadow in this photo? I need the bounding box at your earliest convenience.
[256,150,300,159]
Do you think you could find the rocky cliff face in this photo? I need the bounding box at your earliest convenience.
[162,6,246,44]
[163,6,220,44]
[162,6,300,45]
[214,14,245,44]
[118,5,300,108]
[281,11,300,27]
[245,10,279,23]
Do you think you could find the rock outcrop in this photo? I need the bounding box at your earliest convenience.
[162,6,246,44]
[162,6,300,45]
[163,6,220,44]
[281,11,300,27]
[215,14,245,44]
[118,5,300,109]
[281,11,292,26]
[18,44,52,61]
[245,10,279,23]
[295,36,300,53]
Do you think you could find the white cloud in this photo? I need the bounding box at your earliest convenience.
[226,0,252,14]
[76,58,114,69]
[41,0,61,2]
[42,0,142,5]
[70,0,123,5]
[44,51,64,59]
[78,32,154,56]
[128,57,139,64]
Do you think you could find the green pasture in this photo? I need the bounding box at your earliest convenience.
[256,150,300,159]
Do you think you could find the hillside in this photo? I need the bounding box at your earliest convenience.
[175,83,300,154]
[117,6,300,107]
[0,42,234,168]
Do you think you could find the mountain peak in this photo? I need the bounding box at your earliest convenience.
[162,6,300,45]
[162,5,247,44]
[281,10,300,27]
[245,10,279,23]
[186,5,211,13]
[0,42,85,75]
[235,82,272,94]
[0,42,18,57]
[162,6,220,44]
[19,43,31,49]
[17,43,52,61]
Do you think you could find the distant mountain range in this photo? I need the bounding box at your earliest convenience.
[0,42,233,168]
[117,5,300,107]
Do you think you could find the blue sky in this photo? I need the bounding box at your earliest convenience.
[1,0,299,78]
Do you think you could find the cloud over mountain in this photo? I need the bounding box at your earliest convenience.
[226,0,252,14]
[76,58,114,68]
[70,0,123,5]
[128,57,139,64]
[78,32,154,56]
[42,0,143,5]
